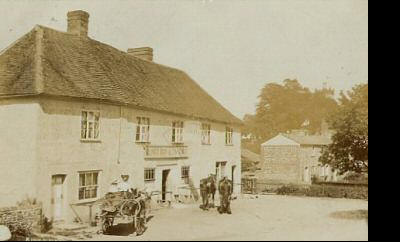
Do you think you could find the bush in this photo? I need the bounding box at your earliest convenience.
[276,183,368,200]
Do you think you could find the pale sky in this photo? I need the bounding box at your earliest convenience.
[0,0,368,119]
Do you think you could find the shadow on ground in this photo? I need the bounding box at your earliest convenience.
[330,209,368,221]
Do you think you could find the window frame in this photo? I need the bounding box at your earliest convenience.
[144,168,156,182]
[225,127,233,145]
[136,117,150,143]
[78,171,100,201]
[181,166,190,184]
[81,110,100,141]
[172,121,184,144]
[201,123,211,145]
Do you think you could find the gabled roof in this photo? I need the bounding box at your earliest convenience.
[0,25,242,125]
[262,133,332,146]
[283,133,332,146]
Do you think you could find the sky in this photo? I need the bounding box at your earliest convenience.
[0,0,368,119]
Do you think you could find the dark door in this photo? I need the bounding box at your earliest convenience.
[162,169,170,201]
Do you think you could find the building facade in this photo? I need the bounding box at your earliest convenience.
[257,132,337,185]
[0,11,242,223]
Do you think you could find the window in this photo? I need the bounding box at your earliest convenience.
[144,168,155,182]
[181,166,190,184]
[79,171,99,200]
[201,123,211,144]
[172,121,184,144]
[81,111,100,140]
[136,117,150,142]
[225,127,233,145]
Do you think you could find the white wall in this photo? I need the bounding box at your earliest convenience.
[0,98,40,207]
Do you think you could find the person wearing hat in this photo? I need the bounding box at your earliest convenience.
[117,173,133,192]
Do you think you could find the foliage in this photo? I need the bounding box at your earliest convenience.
[320,83,368,174]
[242,79,338,153]
[276,183,368,200]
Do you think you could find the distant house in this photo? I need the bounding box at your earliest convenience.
[257,131,337,185]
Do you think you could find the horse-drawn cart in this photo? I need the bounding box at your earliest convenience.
[95,191,149,236]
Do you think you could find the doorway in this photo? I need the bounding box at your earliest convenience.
[51,175,66,221]
[162,169,170,202]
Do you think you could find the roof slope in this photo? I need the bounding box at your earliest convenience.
[262,133,332,146]
[0,26,242,125]
[283,133,332,146]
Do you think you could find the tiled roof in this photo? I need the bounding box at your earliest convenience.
[0,25,242,125]
[283,133,332,146]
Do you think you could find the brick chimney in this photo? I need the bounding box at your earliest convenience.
[127,47,153,61]
[67,10,89,37]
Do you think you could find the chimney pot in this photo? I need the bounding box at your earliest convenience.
[127,47,153,61]
[67,10,89,37]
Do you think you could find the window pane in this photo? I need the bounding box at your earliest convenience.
[86,173,93,186]
[94,112,100,122]
[93,173,98,185]
[82,111,87,121]
[80,174,85,186]
[85,189,90,199]
[79,188,85,200]
[89,123,94,138]
[81,122,87,139]
[88,112,94,121]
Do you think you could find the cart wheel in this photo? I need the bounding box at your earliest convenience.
[102,220,111,234]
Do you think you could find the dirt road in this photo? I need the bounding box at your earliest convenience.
[89,195,368,241]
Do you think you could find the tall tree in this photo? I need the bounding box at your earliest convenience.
[242,79,338,154]
[319,83,368,174]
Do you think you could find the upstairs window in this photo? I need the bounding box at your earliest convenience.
[136,117,150,142]
[201,123,211,145]
[172,121,184,144]
[181,166,190,184]
[225,127,233,145]
[81,111,100,140]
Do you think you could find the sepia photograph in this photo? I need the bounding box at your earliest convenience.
[0,0,368,241]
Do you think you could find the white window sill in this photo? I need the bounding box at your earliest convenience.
[225,144,234,146]
[201,142,212,146]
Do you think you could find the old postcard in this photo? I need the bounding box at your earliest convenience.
[0,0,368,241]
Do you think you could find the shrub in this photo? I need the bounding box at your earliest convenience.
[276,183,368,200]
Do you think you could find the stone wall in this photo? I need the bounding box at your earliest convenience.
[0,205,42,233]
[257,145,301,183]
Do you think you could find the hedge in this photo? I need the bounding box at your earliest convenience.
[276,183,368,200]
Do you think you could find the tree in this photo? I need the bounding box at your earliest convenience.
[242,79,338,153]
[319,83,368,174]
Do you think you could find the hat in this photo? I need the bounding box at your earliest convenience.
[111,179,118,184]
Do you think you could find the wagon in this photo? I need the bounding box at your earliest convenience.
[96,191,148,236]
